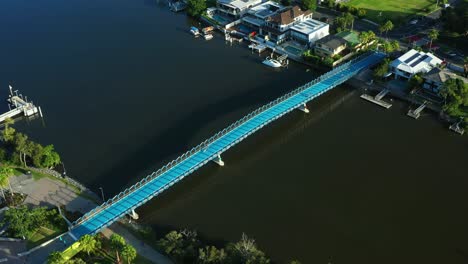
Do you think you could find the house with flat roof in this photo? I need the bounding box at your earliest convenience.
[390,49,443,80]
[423,67,468,95]
[260,5,312,44]
[217,0,263,18]
[241,1,284,29]
[314,35,347,57]
[290,19,329,46]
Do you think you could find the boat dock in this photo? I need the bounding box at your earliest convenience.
[407,102,427,119]
[360,89,392,109]
[0,85,42,123]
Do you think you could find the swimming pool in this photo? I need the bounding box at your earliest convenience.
[283,45,304,56]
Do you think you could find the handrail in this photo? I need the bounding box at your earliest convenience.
[71,51,380,227]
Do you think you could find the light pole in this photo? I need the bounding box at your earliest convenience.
[61,162,67,177]
[99,187,105,202]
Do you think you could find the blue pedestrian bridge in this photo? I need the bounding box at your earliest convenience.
[69,51,386,240]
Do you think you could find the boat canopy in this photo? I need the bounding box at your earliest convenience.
[190,26,199,31]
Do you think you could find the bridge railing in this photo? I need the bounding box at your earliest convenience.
[72,52,378,228]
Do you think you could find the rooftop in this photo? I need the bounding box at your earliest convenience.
[247,1,283,19]
[316,34,347,49]
[391,49,443,75]
[218,0,263,11]
[424,67,468,84]
[335,31,360,47]
[266,5,311,25]
[290,18,328,35]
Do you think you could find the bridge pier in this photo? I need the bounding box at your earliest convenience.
[213,154,225,166]
[129,209,139,220]
[298,103,309,113]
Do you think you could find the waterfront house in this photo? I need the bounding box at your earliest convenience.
[241,1,284,30]
[422,67,468,95]
[290,18,329,46]
[390,49,442,80]
[260,5,312,44]
[217,0,263,19]
[314,34,347,57]
[335,31,360,49]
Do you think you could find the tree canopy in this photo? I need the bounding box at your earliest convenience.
[440,78,468,117]
[187,0,207,17]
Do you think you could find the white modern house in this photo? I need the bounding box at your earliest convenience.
[217,0,263,18]
[390,49,443,80]
[241,1,284,29]
[290,19,329,46]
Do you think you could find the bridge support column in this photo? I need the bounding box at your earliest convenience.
[298,103,309,113]
[213,154,225,166]
[129,209,139,220]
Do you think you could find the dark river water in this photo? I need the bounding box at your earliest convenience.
[1,0,468,263]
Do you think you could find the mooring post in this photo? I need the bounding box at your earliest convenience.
[129,208,139,220]
[298,103,309,113]
[213,154,225,166]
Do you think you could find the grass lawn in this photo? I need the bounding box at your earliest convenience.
[347,0,437,24]
[27,226,65,249]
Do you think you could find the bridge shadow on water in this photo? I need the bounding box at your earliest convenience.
[87,68,318,197]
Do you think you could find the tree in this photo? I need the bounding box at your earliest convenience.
[0,166,14,202]
[374,58,390,78]
[379,20,394,39]
[40,145,61,168]
[359,30,376,46]
[440,78,468,117]
[158,231,186,260]
[357,8,367,18]
[327,0,335,8]
[390,40,400,51]
[302,0,317,11]
[47,251,66,264]
[1,118,16,143]
[289,261,302,264]
[226,233,270,264]
[13,132,28,167]
[408,74,424,90]
[110,233,127,263]
[186,0,206,17]
[79,234,101,256]
[198,246,227,264]
[428,28,439,50]
[1,206,49,238]
[121,244,137,264]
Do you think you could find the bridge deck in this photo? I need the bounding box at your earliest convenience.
[70,52,385,239]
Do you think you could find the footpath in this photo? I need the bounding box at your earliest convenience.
[2,173,172,264]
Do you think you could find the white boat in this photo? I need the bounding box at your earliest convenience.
[204,34,213,40]
[262,57,282,68]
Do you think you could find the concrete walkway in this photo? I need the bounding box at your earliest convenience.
[7,174,173,264]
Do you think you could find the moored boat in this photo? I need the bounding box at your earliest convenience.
[190,26,200,36]
[262,57,282,68]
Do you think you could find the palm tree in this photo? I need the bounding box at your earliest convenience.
[379,20,394,39]
[110,234,126,263]
[79,234,101,257]
[428,28,439,50]
[121,244,137,264]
